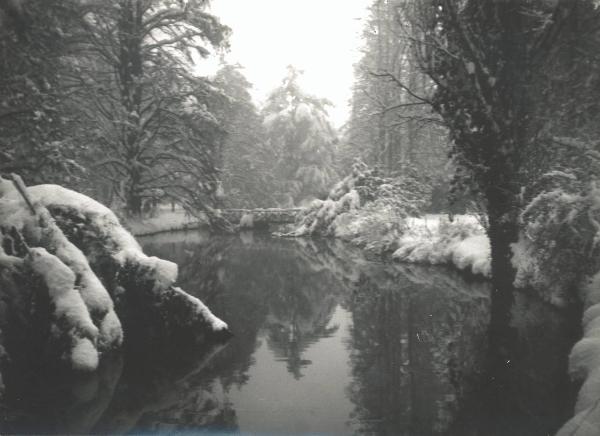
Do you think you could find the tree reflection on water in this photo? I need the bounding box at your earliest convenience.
[0,231,581,435]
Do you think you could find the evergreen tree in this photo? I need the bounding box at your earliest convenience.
[213,64,275,208]
[263,66,338,206]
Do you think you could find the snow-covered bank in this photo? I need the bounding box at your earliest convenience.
[126,208,208,236]
[0,180,228,389]
[557,273,600,435]
[289,162,491,278]
[391,215,491,278]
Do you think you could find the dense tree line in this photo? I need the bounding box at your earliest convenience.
[341,0,452,212]
[0,1,342,213]
[0,0,231,221]
[212,65,339,208]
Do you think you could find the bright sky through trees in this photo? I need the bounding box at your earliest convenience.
[205,0,370,127]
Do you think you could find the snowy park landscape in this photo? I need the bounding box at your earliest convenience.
[2,0,600,435]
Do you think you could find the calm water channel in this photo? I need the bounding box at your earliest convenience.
[1,231,580,435]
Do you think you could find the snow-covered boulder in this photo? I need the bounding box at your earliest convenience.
[0,182,228,391]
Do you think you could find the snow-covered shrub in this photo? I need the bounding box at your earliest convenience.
[332,202,407,254]
[513,163,600,305]
[393,215,491,277]
[0,192,122,371]
[291,161,430,243]
[0,180,228,384]
[533,139,600,434]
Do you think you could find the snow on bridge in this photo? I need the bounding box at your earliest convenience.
[222,208,304,227]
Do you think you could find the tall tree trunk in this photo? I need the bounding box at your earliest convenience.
[118,0,144,216]
[126,169,143,216]
[484,163,521,399]
[487,199,519,337]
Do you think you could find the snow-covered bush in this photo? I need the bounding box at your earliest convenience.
[0,180,228,387]
[392,215,491,277]
[513,161,600,305]
[291,161,430,246]
[525,139,600,434]
[331,202,407,254]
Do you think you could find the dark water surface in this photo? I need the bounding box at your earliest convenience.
[1,231,579,435]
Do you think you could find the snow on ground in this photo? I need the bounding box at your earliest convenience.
[172,287,229,332]
[126,207,208,236]
[392,215,491,278]
[288,163,489,277]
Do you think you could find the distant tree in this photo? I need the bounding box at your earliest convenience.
[263,66,338,206]
[212,64,275,208]
[343,0,451,211]
[65,0,230,217]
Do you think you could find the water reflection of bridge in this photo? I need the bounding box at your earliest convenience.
[221,208,303,227]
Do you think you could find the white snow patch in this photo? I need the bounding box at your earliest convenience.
[451,235,492,277]
[294,103,313,123]
[98,310,123,350]
[239,213,254,229]
[137,256,179,290]
[28,248,100,371]
[28,248,98,339]
[71,337,99,372]
[172,287,228,332]
[10,184,178,290]
[392,215,491,277]
[127,207,208,236]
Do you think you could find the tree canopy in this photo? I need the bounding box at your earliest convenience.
[263,66,338,206]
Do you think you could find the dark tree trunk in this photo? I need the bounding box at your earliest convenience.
[485,180,520,329]
[127,191,142,216]
[118,0,144,217]
[126,167,143,216]
[484,180,521,410]
[487,208,519,342]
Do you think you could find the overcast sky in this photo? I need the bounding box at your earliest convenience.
[202,0,371,127]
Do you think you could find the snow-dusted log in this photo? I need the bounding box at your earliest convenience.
[0,181,228,394]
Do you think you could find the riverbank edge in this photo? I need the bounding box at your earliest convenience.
[132,214,599,435]
[131,213,492,278]
[126,208,209,237]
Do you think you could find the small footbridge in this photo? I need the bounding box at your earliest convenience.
[222,208,304,228]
